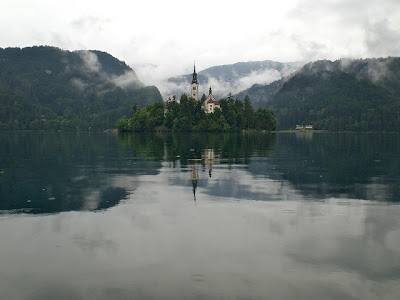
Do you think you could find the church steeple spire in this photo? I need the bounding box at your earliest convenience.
[190,62,199,100]
[191,62,198,84]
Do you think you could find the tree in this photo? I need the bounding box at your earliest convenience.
[117,94,275,132]
[116,118,131,132]
[244,95,255,129]
[255,108,276,131]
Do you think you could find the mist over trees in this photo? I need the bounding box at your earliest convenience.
[236,57,400,131]
[166,60,303,100]
[117,94,276,132]
[0,46,162,130]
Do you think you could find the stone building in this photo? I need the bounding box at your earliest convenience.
[201,87,220,114]
[190,64,199,101]
[190,64,220,113]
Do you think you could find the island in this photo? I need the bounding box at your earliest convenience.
[117,64,276,132]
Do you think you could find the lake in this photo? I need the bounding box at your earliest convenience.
[1,131,400,299]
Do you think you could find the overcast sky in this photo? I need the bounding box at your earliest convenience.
[1,0,400,85]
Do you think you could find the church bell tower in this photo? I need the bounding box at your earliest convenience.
[191,63,199,101]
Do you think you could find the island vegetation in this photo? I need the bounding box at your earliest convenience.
[116,94,276,132]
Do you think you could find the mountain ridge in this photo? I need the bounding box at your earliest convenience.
[237,57,400,131]
[0,46,162,130]
[166,60,304,99]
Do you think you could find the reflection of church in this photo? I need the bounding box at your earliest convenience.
[189,148,220,203]
[191,162,199,203]
[190,64,220,114]
[203,148,219,178]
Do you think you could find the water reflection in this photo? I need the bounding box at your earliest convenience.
[1,131,400,299]
[0,131,161,214]
[1,132,400,216]
[190,160,199,203]
[203,148,219,178]
[270,133,400,201]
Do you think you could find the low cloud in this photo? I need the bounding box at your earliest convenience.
[79,50,101,73]
[70,78,87,90]
[111,70,143,89]
[70,16,110,33]
[77,50,142,89]
[154,64,303,100]
[365,20,400,57]
[304,56,396,85]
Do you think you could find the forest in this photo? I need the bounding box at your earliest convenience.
[270,72,400,131]
[116,94,276,132]
[0,46,162,130]
[238,57,400,131]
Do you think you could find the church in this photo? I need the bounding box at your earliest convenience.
[190,64,220,114]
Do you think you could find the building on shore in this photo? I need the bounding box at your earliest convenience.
[201,87,220,114]
[190,64,199,101]
[295,124,314,130]
[190,63,220,114]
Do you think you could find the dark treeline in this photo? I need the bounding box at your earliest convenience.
[0,46,162,130]
[271,72,400,131]
[117,131,276,166]
[117,94,276,132]
[238,57,400,131]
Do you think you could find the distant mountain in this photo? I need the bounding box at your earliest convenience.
[235,79,286,109]
[166,60,303,99]
[239,57,400,131]
[0,46,162,130]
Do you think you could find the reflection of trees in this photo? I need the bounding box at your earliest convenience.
[117,133,165,162]
[117,132,276,203]
[117,132,276,168]
[0,132,160,214]
[116,132,400,202]
[162,132,276,167]
[268,133,400,201]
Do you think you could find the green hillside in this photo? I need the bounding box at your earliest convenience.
[237,57,400,131]
[0,46,162,130]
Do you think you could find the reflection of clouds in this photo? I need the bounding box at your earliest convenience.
[83,190,101,210]
[2,154,400,300]
[2,181,400,299]
[285,199,400,281]
[365,177,392,201]
[29,283,83,300]
[167,160,303,202]
[73,233,118,254]
[78,174,142,211]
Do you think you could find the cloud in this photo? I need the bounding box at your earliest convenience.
[70,78,87,90]
[3,0,399,95]
[110,70,143,89]
[77,50,142,89]
[78,50,101,73]
[149,63,303,101]
[70,16,110,33]
[365,20,400,57]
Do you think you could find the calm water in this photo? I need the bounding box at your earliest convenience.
[1,131,400,299]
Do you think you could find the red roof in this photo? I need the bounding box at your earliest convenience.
[207,99,219,105]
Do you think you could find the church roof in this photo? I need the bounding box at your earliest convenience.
[206,98,220,105]
[204,87,220,106]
